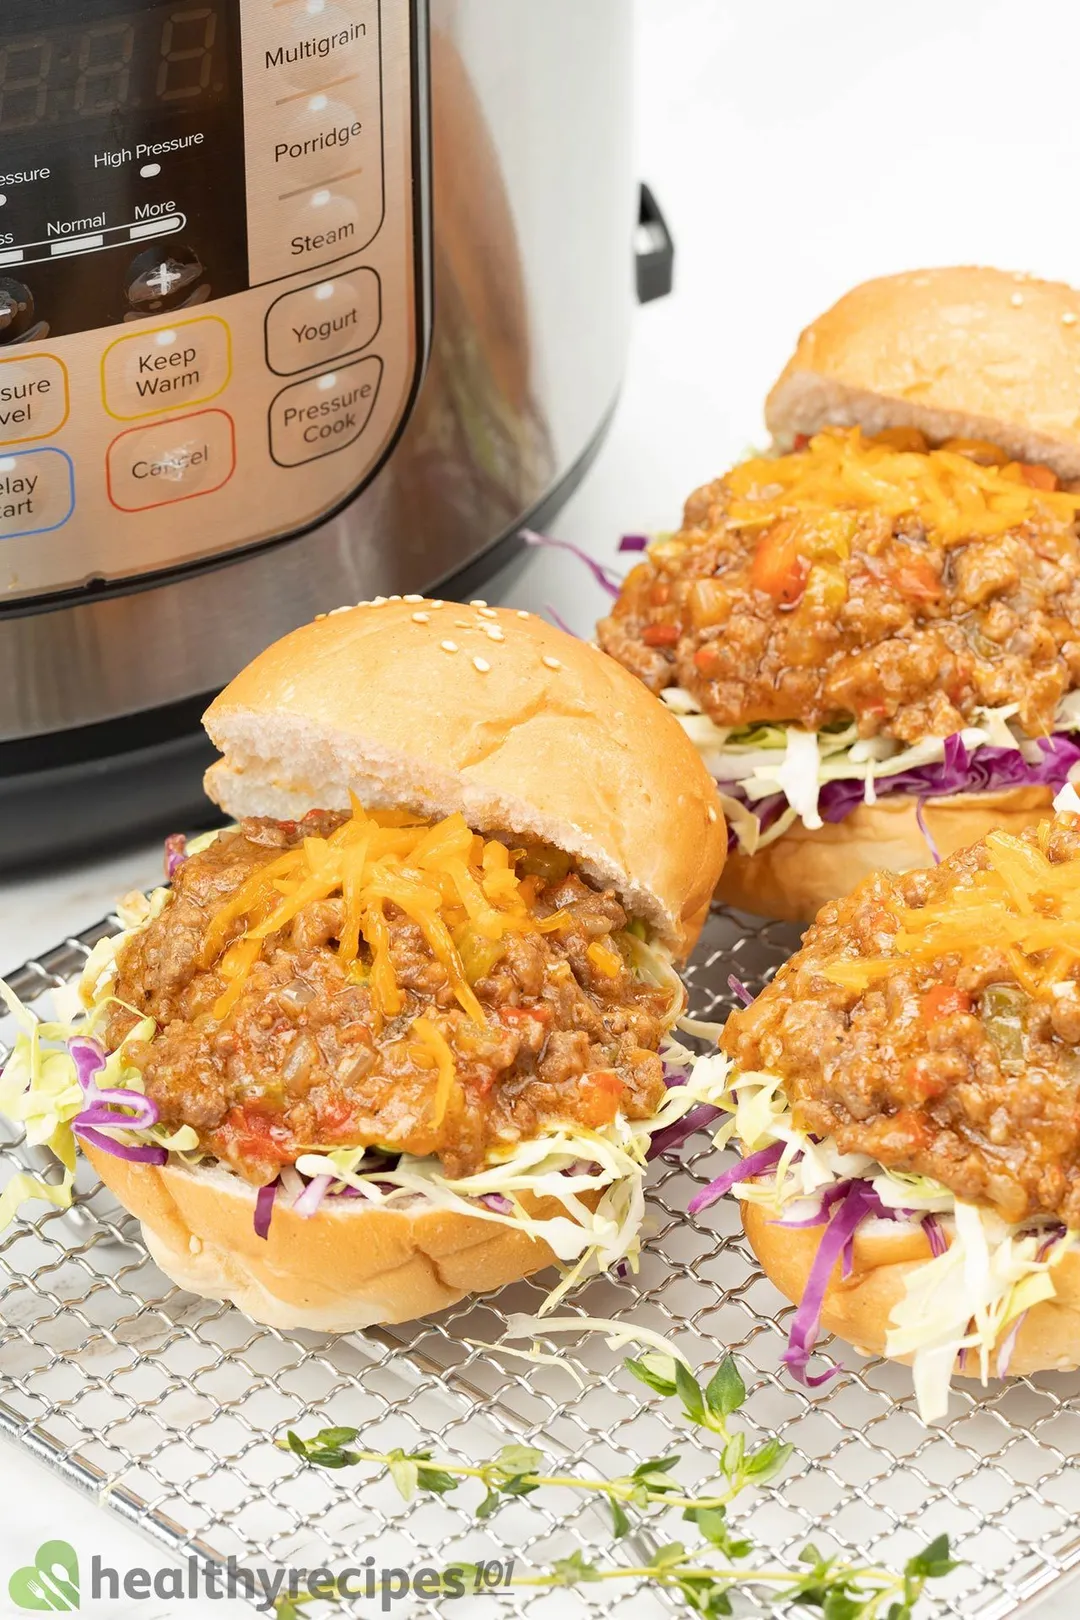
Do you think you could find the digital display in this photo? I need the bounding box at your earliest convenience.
[0,3,229,132]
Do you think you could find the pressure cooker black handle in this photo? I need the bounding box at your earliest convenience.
[636,183,674,303]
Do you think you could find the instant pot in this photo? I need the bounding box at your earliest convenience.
[0,0,671,865]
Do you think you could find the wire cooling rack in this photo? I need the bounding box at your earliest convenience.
[3,906,1080,1619]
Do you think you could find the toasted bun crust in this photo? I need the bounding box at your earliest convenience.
[743,1199,1080,1379]
[766,266,1080,478]
[203,601,725,958]
[84,1144,562,1332]
[716,785,1055,924]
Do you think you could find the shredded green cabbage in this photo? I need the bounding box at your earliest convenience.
[703,1062,1078,1419]
[665,687,1080,851]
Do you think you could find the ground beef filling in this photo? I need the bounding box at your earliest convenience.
[107,814,672,1184]
[598,432,1080,745]
[722,814,1080,1227]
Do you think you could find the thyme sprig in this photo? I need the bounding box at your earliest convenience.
[278,1352,957,1617]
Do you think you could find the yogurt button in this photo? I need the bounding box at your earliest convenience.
[265,268,380,375]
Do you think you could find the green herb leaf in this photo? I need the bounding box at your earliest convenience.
[631,1453,681,1479]
[494,1444,544,1477]
[609,1498,631,1539]
[386,1449,419,1502]
[705,1358,746,1420]
[625,1353,679,1397]
[550,1550,602,1585]
[745,1437,793,1484]
[721,1432,745,1479]
[675,1361,707,1425]
[476,1487,502,1521]
[906,1534,957,1580]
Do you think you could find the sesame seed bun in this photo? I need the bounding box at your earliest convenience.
[716,785,1055,925]
[767,265,1080,479]
[203,600,727,958]
[743,1199,1080,1381]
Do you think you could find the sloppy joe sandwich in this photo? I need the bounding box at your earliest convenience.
[0,600,726,1331]
[599,266,1080,921]
[693,787,1080,1419]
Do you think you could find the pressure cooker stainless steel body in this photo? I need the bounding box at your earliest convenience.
[0,0,663,859]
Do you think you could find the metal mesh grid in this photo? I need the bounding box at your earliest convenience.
[3,904,1080,1618]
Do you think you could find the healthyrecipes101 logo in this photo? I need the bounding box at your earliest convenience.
[9,1542,80,1611]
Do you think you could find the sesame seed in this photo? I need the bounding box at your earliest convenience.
[1010,292,1024,307]
[403,593,424,603]
[430,600,445,610]
[484,625,505,641]
[516,610,530,619]
[473,656,491,673]
[477,607,498,619]
[1065,312,1078,326]
[454,619,471,628]
[388,594,402,601]
[328,604,351,615]
[412,611,430,624]
[314,612,326,620]
[469,599,488,608]
[542,655,562,670]
[707,806,718,823]
[371,595,387,605]
[441,639,458,653]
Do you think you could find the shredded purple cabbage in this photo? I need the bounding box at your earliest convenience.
[647,1104,722,1162]
[923,1214,947,1257]
[688,1140,786,1215]
[72,1124,167,1165]
[69,1034,162,1150]
[781,1181,905,1387]
[479,1192,514,1214]
[723,731,1080,851]
[618,535,649,553]
[293,1174,333,1218]
[164,833,187,879]
[521,530,623,597]
[728,975,754,1008]
[254,1181,277,1240]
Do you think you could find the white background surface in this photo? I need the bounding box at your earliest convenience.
[4,0,1080,1613]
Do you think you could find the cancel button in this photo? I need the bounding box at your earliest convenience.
[106,408,237,512]
[269,355,382,467]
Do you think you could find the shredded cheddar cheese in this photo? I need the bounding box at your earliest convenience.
[823,824,1080,994]
[725,429,1080,545]
[201,801,575,1040]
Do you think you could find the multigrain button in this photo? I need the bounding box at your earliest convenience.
[269,355,382,467]
[106,409,236,512]
[0,352,68,444]
[265,268,380,376]
[0,447,74,539]
[102,316,232,421]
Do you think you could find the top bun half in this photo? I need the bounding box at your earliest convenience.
[767,265,1080,478]
[203,599,726,958]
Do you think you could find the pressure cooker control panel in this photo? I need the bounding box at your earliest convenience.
[0,0,425,601]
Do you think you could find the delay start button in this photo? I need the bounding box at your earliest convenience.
[106,409,236,512]
[268,355,382,468]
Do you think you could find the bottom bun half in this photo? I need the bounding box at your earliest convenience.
[84,1143,559,1332]
[716,785,1055,925]
[743,1199,1080,1379]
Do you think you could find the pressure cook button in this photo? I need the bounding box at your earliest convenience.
[0,353,69,444]
[269,355,382,467]
[103,317,231,421]
[0,447,75,540]
[265,268,380,376]
[106,409,236,513]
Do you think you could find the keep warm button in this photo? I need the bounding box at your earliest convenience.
[269,356,382,468]
[106,409,236,512]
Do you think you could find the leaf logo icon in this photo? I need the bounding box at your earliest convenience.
[9,1541,80,1611]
